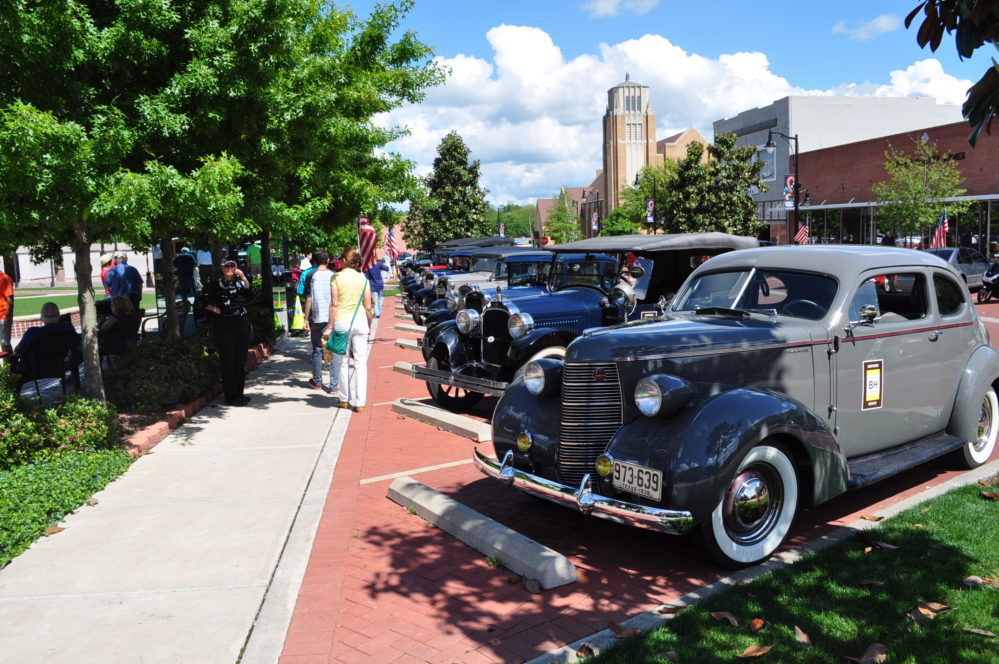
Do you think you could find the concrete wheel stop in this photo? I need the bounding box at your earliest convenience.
[395,322,426,334]
[387,476,577,590]
[390,397,491,442]
[395,338,420,351]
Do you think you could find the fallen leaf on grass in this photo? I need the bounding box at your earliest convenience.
[845,642,888,663]
[749,618,767,633]
[737,645,772,658]
[979,479,994,487]
[874,541,901,550]
[655,652,680,662]
[658,605,686,615]
[917,601,951,614]
[861,515,884,521]
[44,526,64,536]
[859,579,884,586]
[794,626,812,646]
[710,611,740,627]
[963,628,996,638]
[614,628,641,639]
[912,523,924,528]
[981,491,999,501]
[909,608,931,626]
[576,643,595,657]
[964,575,986,588]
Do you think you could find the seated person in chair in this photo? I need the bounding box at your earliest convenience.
[13,302,80,374]
[97,296,137,356]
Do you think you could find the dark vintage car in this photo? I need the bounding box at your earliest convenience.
[413,233,758,410]
[475,245,999,567]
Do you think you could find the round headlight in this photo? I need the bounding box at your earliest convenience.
[516,431,533,452]
[508,312,535,339]
[634,377,663,417]
[523,361,546,395]
[594,454,613,477]
[446,295,459,312]
[455,309,480,334]
[611,283,635,310]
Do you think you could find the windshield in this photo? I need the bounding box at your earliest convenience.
[673,268,838,321]
[926,249,954,261]
[550,258,618,290]
[449,255,470,271]
[471,256,498,272]
[506,261,551,287]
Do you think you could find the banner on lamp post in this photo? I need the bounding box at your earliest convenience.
[645,199,655,224]
[783,175,796,210]
[591,212,598,232]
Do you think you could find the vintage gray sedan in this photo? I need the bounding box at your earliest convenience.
[475,246,999,567]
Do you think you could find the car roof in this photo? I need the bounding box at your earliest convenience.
[437,236,517,248]
[701,245,952,274]
[496,250,553,262]
[470,246,551,259]
[548,232,759,253]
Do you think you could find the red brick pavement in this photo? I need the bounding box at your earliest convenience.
[280,294,999,664]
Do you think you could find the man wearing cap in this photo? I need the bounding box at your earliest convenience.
[99,254,115,296]
[203,259,255,406]
[105,253,144,309]
[173,246,197,300]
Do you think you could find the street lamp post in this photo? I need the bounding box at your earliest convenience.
[634,173,658,233]
[581,188,603,237]
[765,130,799,245]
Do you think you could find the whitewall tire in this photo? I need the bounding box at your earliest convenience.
[962,388,998,468]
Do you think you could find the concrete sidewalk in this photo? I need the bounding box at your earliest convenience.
[0,334,352,663]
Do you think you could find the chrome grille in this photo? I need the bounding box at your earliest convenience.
[558,362,622,486]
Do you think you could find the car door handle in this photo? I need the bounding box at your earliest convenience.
[929,330,941,341]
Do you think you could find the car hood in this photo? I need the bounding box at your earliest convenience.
[493,287,603,315]
[566,314,819,363]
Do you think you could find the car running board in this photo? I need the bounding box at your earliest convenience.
[846,431,967,489]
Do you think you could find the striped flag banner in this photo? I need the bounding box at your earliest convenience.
[930,208,949,249]
[358,214,377,272]
[793,220,809,244]
[384,226,399,262]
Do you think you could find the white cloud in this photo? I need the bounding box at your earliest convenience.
[376,28,969,207]
[832,14,901,41]
[583,0,659,18]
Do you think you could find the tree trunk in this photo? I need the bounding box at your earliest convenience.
[72,218,105,400]
[160,238,180,338]
[210,237,223,273]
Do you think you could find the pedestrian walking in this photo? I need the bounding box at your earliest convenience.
[302,251,339,394]
[173,246,198,301]
[323,248,373,412]
[196,248,214,288]
[203,259,255,406]
[365,257,390,318]
[247,240,262,279]
[99,254,115,296]
[0,268,13,354]
[105,252,144,309]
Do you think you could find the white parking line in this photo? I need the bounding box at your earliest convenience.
[359,459,473,485]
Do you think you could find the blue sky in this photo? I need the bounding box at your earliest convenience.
[345,0,987,205]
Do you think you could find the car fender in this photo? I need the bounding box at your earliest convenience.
[948,344,999,441]
[603,387,845,524]
[424,320,473,366]
[491,377,562,478]
[507,328,577,364]
[429,297,449,313]
[424,308,455,330]
[413,287,435,305]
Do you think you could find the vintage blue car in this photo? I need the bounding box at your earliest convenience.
[414,233,758,410]
[476,245,999,567]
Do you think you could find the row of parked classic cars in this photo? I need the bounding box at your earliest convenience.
[397,234,999,568]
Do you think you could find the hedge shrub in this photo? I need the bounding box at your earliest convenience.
[0,449,132,567]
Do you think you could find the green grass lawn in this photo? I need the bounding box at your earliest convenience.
[13,293,156,317]
[584,474,999,664]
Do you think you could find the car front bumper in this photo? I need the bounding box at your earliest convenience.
[473,449,694,535]
[411,363,508,396]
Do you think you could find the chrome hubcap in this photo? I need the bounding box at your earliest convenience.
[975,395,994,452]
[722,465,782,545]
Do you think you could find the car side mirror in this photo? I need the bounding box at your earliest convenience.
[847,303,879,330]
[628,264,645,280]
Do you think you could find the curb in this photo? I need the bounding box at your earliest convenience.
[122,339,276,458]
[390,397,492,442]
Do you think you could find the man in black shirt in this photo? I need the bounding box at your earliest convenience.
[203,259,255,406]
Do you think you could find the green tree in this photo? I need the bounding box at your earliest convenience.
[413,131,491,249]
[544,190,582,244]
[656,134,765,236]
[872,139,970,237]
[905,0,999,145]
[494,203,534,238]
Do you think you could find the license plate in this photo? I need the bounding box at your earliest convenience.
[612,461,662,502]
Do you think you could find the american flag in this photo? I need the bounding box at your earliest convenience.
[384,226,399,262]
[930,208,949,249]
[358,214,377,272]
[793,220,809,245]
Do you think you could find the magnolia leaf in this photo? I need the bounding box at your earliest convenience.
[710,611,740,627]
[737,645,772,658]
[979,479,993,487]
[909,608,931,626]
[576,643,595,658]
[44,526,64,536]
[614,628,641,639]
[859,579,884,586]
[861,515,885,521]
[658,605,686,614]
[917,601,951,614]
[963,628,996,638]
[749,618,767,633]
[846,642,888,663]
[874,541,900,550]
[981,491,999,501]
[964,575,986,588]
[655,652,680,662]
[912,523,924,528]
[794,625,812,646]
[864,546,875,554]
[984,577,999,587]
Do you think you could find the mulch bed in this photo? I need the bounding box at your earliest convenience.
[117,412,163,438]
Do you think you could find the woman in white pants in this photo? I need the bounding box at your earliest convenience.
[323,248,374,412]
